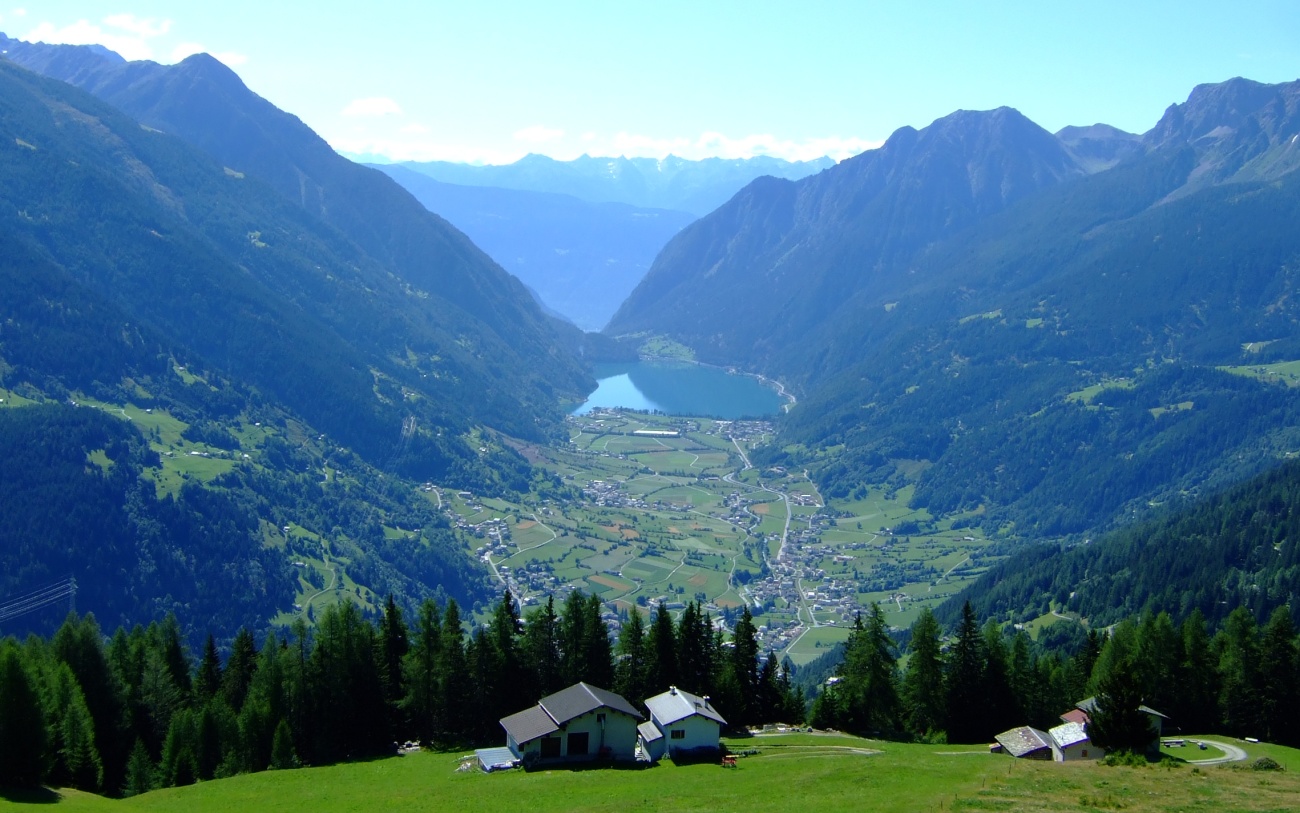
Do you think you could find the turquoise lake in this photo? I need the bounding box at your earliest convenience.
[572,361,785,418]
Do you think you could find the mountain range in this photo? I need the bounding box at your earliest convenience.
[0,37,593,640]
[391,153,835,217]
[610,77,1300,539]
[371,165,696,330]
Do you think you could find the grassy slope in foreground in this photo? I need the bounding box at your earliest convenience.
[7,735,1300,813]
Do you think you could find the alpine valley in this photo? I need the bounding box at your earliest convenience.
[4,31,1300,725]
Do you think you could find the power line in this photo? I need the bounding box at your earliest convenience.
[0,577,78,623]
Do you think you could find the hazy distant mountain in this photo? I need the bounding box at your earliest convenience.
[373,165,695,330]
[1055,123,1141,172]
[396,153,836,216]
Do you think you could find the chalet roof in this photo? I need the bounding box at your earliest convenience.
[539,682,642,725]
[501,704,559,746]
[1076,696,1168,719]
[1059,708,1090,726]
[1050,721,1090,749]
[994,726,1053,758]
[645,686,727,726]
[638,721,664,742]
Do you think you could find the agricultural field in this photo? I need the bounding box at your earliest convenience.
[439,408,999,663]
[7,734,1298,813]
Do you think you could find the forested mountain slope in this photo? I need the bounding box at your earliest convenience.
[0,37,590,444]
[607,106,1085,371]
[613,78,1300,539]
[0,57,571,639]
[938,458,1300,630]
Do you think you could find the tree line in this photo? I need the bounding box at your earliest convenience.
[0,591,801,793]
[815,601,1300,751]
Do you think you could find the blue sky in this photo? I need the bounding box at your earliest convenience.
[7,1,1299,164]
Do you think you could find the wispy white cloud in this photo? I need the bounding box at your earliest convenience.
[25,15,172,62]
[399,123,430,134]
[513,124,564,143]
[102,13,170,38]
[342,97,403,117]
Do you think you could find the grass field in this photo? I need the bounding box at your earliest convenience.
[5,734,1298,813]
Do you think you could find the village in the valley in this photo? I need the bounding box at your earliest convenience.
[425,407,998,665]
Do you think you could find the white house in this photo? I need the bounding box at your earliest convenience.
[499,682,643,767]
[1049,721,1102,761]
[644,686,726,761]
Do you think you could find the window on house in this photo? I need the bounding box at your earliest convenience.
[671,729,686,739]
[1081,749,1088,758]
[540,737,561,758]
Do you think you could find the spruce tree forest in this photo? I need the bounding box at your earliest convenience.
[4,587,1300,792]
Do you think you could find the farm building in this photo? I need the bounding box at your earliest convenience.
[637,721,666,762]
[993,726,1056,760]
[643,686,727,761]
[498,682,643,767]
[1049,721,1101,761]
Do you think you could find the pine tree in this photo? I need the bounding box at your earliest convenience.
[121,738,155,797]
[559,590,590,685]
[1176,610,1219,733]
[0,645,48,788]
[401,598,443,742]
[902,607,945,738]
[193,634,223,704]
[944,602,986,744]
[221,628,259,713]
[614,607,649,705]
[1087,653,1153,754]
[377,596,410,712]
[645,604,678,692]
[437,600,470,742]
[521,596,562,699]
[1256,606,1298,744]
[269,719,298,770]
[582,594,614,688]
[1216,607,1260,736]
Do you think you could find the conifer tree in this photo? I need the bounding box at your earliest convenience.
[378,596,410,711]
[402,599,443,742]
[221,628,258,713]
[944,602,986,743]
[121,738,155,797]
[583,594,614,688]
[902,607,945,738]
[0,645,48,788]
[437,600,470,741]
[645,603,678,692]
[194,634,223,704]
[614,607,649,705]
[522,596,562,699]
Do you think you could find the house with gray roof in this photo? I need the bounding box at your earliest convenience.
[993,726,1056,760]
[1048,721,1101,761]
[498,682,643,767]
[643,686,726,761]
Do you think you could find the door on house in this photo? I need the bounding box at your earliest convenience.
[568,732,589,756]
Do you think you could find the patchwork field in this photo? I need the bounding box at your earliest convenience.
[443,408,999,660]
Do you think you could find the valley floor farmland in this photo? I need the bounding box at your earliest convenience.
[7,735,1298,813]
[442,408,999,662]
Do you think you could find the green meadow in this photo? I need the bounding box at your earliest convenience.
[5,734,1298,813]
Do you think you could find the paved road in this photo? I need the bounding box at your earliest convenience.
[1185,739,1249,766]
